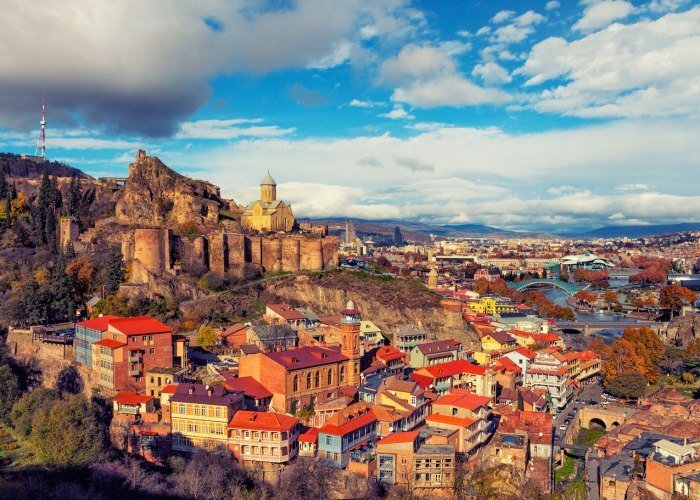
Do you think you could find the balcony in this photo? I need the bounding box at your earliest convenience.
[129,366,142,377]
[129,354,142,363]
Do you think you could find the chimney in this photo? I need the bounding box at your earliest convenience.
[189,386,194,395]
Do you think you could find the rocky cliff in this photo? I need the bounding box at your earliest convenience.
[664,313,700,347]
[115,150,240,228]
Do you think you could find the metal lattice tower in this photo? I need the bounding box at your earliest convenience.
[34,93,46,160]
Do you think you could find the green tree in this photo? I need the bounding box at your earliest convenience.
[91,294,133,318]
[197,325,218,349]
[682,372,695,384]
[30,394,105,467]
[605,371,647,399]
[104,248,126,294]
[198,272,225,292]
[66,176,82,217]
[49,255,76,322]
[10,388,62,440]
[0,364,21,423]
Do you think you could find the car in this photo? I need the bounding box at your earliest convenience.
[559,424,567,431]
[601,401,610,406]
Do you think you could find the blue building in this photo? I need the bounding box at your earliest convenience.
[75,315,119,366]
[318,406,378,468]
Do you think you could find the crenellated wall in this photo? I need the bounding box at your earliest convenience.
[127,230,338,285]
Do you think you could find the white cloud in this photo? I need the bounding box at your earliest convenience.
[514,10,546,27]
[647,0,689,13]
[476,26,491,36]
[491,24,536,44]
[349,99,382,108]
[379,44,510,108]
[546,1,561,11]
[519,7,700,118]
[472,62,513,85]
[492,10,515,23]
[175,119,295,139]
[166,118,700,230]
[616,183,650,192]
[379,105,415,120]
[573,0,634,32]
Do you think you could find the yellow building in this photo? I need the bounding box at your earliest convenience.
[467,297,517,316]
[170,383,244,452]
[241,172,295,232]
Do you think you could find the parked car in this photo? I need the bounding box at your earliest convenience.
[559,424,567,431]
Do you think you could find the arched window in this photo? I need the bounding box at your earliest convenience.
[340,365,346,382]
[327,370,332,385]
[293,375,298,392]
[343,336,348,349]
[306,372,312,390]
[315,371,320,388]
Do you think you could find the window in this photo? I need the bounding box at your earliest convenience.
[131,337,136,343]
[244,431,250,439]
[293,375,298,392]
[315,371,320,388]
[327,370,332,385]
[306,372,312,390]
[262,432,268,440]
[243,445,250,455]
[177,403,185,414]
[253,431,260,439]
[273,432,279,440]
[340,366,346,382]
[325,435,333,446]
[150,377,155,384]
[401,456,407,465]
[150,348,155,355]
[215,407,221,418]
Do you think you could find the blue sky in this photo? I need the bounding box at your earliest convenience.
[1,0,699,232]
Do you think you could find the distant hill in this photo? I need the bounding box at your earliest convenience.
[0,152,89,179]
[582,223,700,238]
[441,223,512,235]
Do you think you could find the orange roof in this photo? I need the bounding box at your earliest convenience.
[109,317,172,336]
[266,303,306,321]
[114,392,154,405]
[222,375,273,400]
[529,365,569,376]
[376,430,420,446]
[93,338,126,349]
[511,346,537,359]
[161,384,178,394]
[298,427,319,443]
[434,392,491,412]
[494,357,522,374]
[426,413,475,428]
[228,410,299,431]
[76,315,120,331]
[320,411,377,437]
[530,333,562,343]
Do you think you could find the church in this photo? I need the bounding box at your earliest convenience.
[241,172,295,232]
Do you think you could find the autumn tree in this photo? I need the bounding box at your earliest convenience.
[602,290,620,309]
[660,284,697,317]
[622,327,664,382]
[66,255,95,305]
[600,338,642,383]
[196,325,218,349]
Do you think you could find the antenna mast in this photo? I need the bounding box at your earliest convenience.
[34,93,46,160]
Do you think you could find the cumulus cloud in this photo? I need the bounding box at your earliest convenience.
[379,44,510,108]
[167,118,700,231]
[349,99,382,108]
[519,7,700,118]
[0,0,420,136]
[492,10,515,23]
[379,105,415,120]
[472,62,512,85]
[546,1,561,11]
[175,119,295,139]
[573,0,634,32]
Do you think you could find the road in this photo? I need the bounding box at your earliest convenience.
[585,451,600,500]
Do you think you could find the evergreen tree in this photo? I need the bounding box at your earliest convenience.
[49,255,76,322]
[104,248,126,294]
[37,170,51,243]
[67,176,82,217]
[0,172,7,200]
[2,196,11,229]
[517,389,524,411]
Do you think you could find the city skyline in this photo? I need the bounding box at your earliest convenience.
[0,0,699,232]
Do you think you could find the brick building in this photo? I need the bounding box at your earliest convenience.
[228,410,301,465]
[75,315,119,367]
[90,317,176,393]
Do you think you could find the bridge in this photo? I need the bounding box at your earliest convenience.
[508,278,588,296]
[556,319,663,335]
[98,177,128,189]
[578,406,633,431]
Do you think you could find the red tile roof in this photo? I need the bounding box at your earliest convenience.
[93,338,126,349]
[76,315,120,331]
[511,346,537,359]
[376,430,420,446]
[376,345,405,363]
[109,317,172,336]
[484,330,516,344]
[422,359,486,378]
[410,373,433,389]
[267,304,306,321]
[266,346,348,370]
[494,357,522,374]
[426,413,475,428]
[434,392,491,412]
[219,323,247,338]
[228,410,299,431]
[114,392,154,405]
[320,411,377,436]
[222,375,273,400]
[161,384,178,394]
[298,427,319,443]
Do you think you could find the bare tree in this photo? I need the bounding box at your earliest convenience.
[276,457,340,500]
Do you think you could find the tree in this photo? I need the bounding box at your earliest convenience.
[473,278,489,296]
[104,247,126,294]
[516,390,524,411]
[603,290,620,308]
[660,284,697,317]
[276,457,340,500]
[29,394,106,467]
[682,372,695,384]
[196,325,218,349]
[0,364,20,423]
[174,449,245,500]
[605,371,647,399]
[10,387,62,440]
[91,294,134,318]
[622,327,664,383]
[66,255,96,305]
[198,271,225,292]
[49,254,76,322]
[600,338,642,382]
[55,365,84,395]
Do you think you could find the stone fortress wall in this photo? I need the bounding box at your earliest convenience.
[123,228,339,284]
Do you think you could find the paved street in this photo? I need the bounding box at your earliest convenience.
[585,451,601,500]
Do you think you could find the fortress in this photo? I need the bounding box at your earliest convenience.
[123,229,339,284]
[116,152,338,286]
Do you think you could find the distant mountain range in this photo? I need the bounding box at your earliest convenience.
[580,223,700,238]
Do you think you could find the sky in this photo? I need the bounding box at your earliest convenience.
[1,0,699,233]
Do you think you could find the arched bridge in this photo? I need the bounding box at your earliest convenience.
[579,406,634,431]
[507,278,588,296]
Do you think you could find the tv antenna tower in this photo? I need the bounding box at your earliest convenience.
[34,93,46,160]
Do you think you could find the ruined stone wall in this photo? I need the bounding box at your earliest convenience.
[300,239,323,272]
[176,236,208,274]
[208,233,226,277]
[131,228,171,283]
[321,236,339,270]
[281,238,301,273]
[226,233,246,280]
[261,238,283,274]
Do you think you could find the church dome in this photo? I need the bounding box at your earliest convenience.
[345,300,356,310]
[261,171,277,186]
